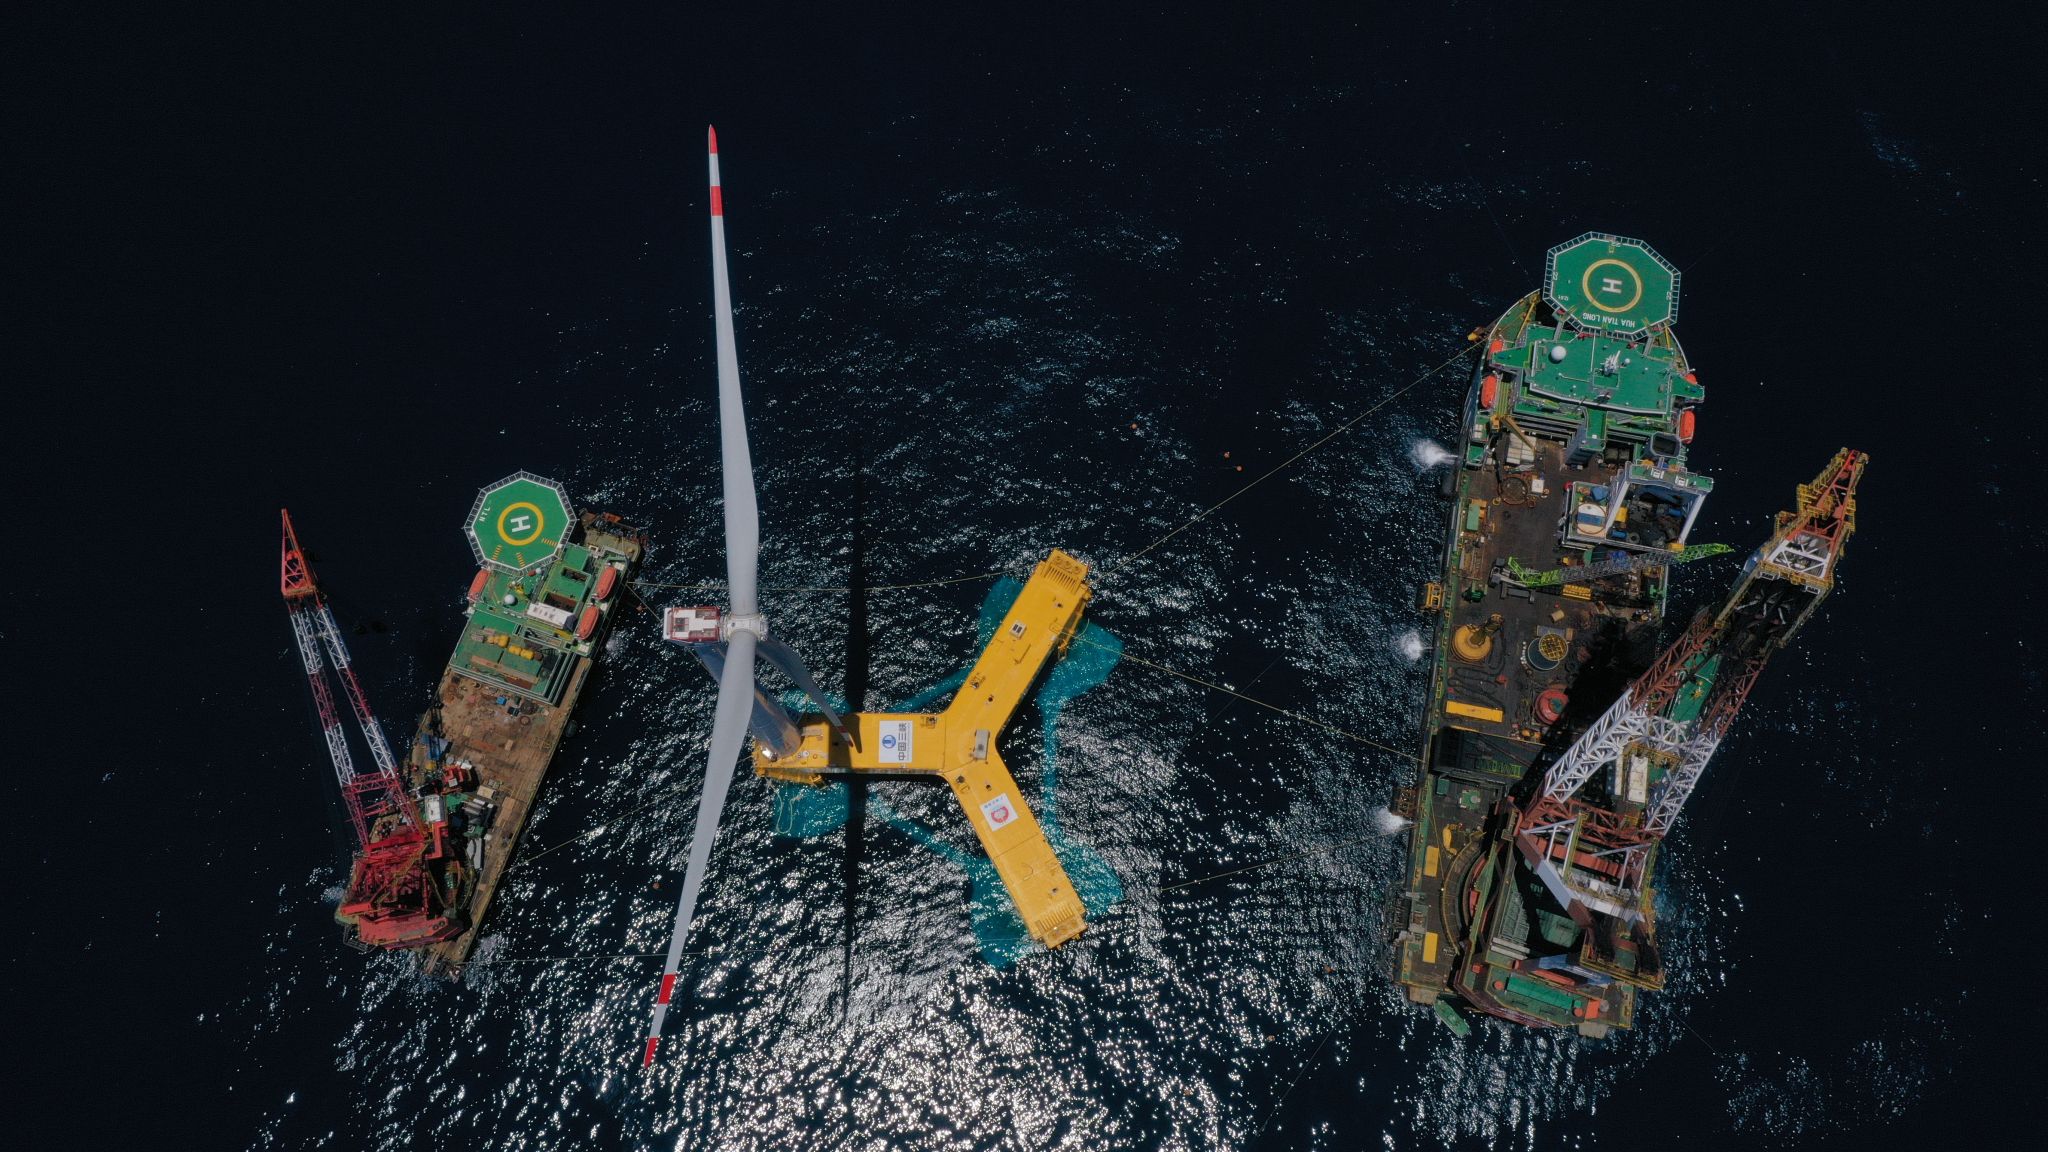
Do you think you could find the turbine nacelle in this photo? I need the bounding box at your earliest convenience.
[663,605,723,644]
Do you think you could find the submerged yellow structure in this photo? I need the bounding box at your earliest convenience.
[753,549,1092,947]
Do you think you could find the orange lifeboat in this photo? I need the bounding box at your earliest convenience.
[595,566,619,601]
[1480,373,1499,409]
[466,569,489,603]
[1677,408,1697,443]
[575,605,600,641]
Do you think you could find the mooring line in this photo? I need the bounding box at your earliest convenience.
[629,570,1012,595]
[1257,1030,1335,1140]
[507,346,1466,959]
[1070,633,1419,761]
[1159,833,1387,894]
[511,784,698,871]
[470,844,1389,970]
[625,340,1475,601]
[1100,342,1478,582]
[504,634,1415,875]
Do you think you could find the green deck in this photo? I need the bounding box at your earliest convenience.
[1522,331,1683,415]
[449,478,625,704]
[452,606,574,701]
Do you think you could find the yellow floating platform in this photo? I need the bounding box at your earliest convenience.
[754,550,1093,949]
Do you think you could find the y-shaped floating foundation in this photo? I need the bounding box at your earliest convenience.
[754,550,1092,948]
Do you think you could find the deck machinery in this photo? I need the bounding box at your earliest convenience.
[1394,233,1867,1035]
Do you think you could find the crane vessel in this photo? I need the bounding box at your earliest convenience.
[282,487,644,970]
[1394,234,1867,1034]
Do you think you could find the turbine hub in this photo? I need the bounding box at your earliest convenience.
[723,612,769,642]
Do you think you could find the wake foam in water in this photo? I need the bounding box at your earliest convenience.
[1410,438,1455,470]
[1395,629,1426,662]
[1371,805,1412,835]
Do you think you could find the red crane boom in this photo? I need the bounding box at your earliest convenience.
[281,511,461,948]
[280,510,419,848]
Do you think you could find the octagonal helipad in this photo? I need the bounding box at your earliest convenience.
[465,472,572,573]
[1544,233,1679,336]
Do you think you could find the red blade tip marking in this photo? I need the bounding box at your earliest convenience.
[707,125,718,154]
[642,1037,661,1068]
[657,974,678,1005]
[709,186,723,216]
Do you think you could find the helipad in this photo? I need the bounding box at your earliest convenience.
[465,472,572,573]
[1544,233,1679,336]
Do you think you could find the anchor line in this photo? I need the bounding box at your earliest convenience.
[1157,832,1388,894]
[1098,342,1478,582]
[560,343,1465,958]
[1069,632,1419,762]
[467,951,673,966]
[629,570,1014,595]
[625,339,1474,603]
[523,621,1419,877]
[511,784,700,871]
[517,718,1397,897]
[1257,1030,1335,1140]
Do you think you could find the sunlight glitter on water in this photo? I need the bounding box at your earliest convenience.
[242,178,1764,1152]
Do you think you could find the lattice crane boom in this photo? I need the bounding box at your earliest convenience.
[286,595,364,835]
[313,602,400,777]
[1520,449,1868,915]
[280,510,419,850]
[1642,447,1867,831]
[1539,610,1714,802]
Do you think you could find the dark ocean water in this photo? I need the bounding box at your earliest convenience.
[9,5,2039,1149]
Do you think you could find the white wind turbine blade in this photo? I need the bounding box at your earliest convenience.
[759,635,846,731]
[708,124,760,616]
[642,627,758,1068]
